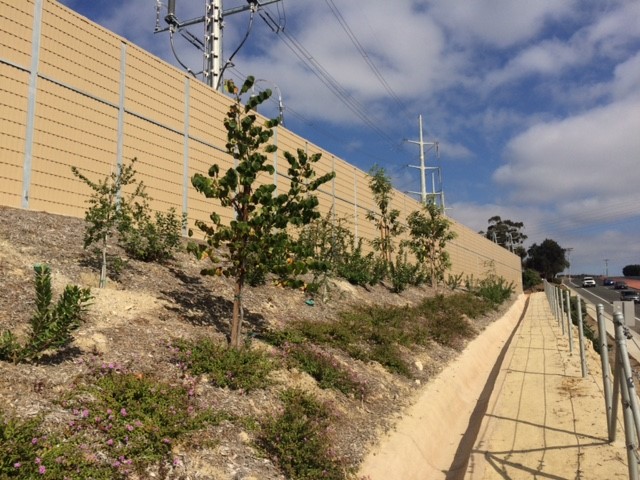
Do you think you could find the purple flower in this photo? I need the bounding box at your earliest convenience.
[106,439,114,446]
[31,437,38,445]
[120,408,127,417]
[35,457,41,465]
[39,465,46,475]
[13,462,21,469]
[81,409,89,418]
[126,424,134,432]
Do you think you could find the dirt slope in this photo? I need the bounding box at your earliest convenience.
[0,205,514,479]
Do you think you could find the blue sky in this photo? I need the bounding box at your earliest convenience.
[58,0,640,277]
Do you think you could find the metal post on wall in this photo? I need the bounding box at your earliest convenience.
[353,168,358,242]
[22,0,44,209]
[182,76,190,235]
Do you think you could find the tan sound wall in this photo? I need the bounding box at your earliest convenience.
[0,0,522,291]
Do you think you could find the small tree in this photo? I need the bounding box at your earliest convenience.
[366,165,404,267]
[190,76,334,347]
[72,159,145,287]
[405,201,456,290]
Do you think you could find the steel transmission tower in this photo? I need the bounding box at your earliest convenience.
[407,115,445,210]
[156,0,282,90]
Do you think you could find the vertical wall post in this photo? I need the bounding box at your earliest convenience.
[182,76,190,234]
[272,125,278,194]
[331,156,336,218]
[22,0,44,209]
[117,43,127,170]
[353,168,358,242]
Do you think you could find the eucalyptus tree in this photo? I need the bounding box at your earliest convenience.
[190,76,334,347]
[482,216,527,259]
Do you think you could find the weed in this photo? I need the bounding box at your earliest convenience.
[445,272,464,291]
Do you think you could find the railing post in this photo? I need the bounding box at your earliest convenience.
[576,295,587,377]
[559,288,566,335]
[565,290,573,353]
[597,304,614,440]
[613,312,640,479]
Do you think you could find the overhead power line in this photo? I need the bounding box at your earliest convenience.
[323,0,407,113]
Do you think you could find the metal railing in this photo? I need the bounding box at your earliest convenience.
[544,280,640,479]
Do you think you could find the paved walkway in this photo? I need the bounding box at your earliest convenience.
[466,292,629,479]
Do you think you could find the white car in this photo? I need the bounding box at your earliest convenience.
[582,277,596,288]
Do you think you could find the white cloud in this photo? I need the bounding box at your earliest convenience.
[430,0,576,48]
[483,40,586,90]
[494,95,640,205]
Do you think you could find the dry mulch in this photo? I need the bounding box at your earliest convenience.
[0,205,514,479]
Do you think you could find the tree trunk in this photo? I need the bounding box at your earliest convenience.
[100,236,108,288]
[230,277,244,348]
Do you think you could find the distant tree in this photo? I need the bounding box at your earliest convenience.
[622,264,640,277]
[524,239,568,281]
[366,165,405,267]
[189,76,334,347]
[481,216,527,259]
[405,201,456,290]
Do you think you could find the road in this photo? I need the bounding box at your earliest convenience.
[566,277,640,322]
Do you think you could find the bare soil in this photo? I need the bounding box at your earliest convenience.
[0,206,514,479]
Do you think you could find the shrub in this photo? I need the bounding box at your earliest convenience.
[0,264,91,363]
[0,411,48,478]
[257,388,349,480]
[62,364,223,477]
[2,364,224,479]
[472,275,514,307]
[335,238,385,287]
[173,337,275,391]
[118,205,186,263]
[522,268,542,290]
